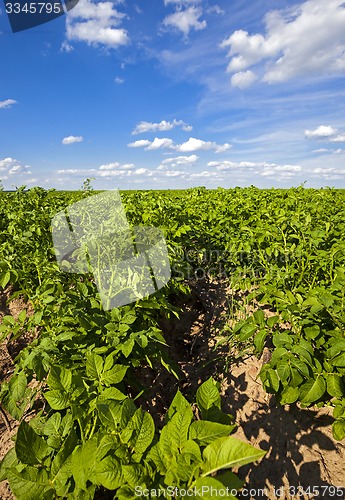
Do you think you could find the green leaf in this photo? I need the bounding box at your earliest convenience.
[0,448,17,482]
[189,421,236,446]
[45,390,70,410]
[98,387,127,401]
[327,374,345,398]
[47,365,72,392]
[299,376,327,405]
[304,325,320,340]
[202,436,266,476]
[290,358,309,378]
[7,467,52,500]
[254,329,267,354]
[280,386,299,404]
[97,399,135,431]
[70,438,98,490]
[121,339,135,358]
[15,421,50,465]
[196,378,221,418]
[263,367,280,392]
[101,364,128,386]
[127,409,155,455]
[51,427,79,477]
[193,477,238,500]
[86,352,104,380]
[273,333,293,348]
[166,390,190,422]
[9,371,27,401]
[165,406,193,453]
[332,419,345,441]
[327,340,345,360]
[122,464,146,488]
[0,271,11,289]
[95,455,123,490]
[238,323,257,341]
[276,361,291,383]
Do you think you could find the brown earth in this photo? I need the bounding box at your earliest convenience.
[0,281,344,500]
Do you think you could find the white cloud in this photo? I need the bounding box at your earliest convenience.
[175,137,231,153]
[128,139,152,148]
[60,41,74,52]
[132,119,192,135]
[66,0,129,48]
[62,135,84,145]
[305,125,338,139]
[0,158,17,171]
[208,160,302,177]
[312,148,331,153]
[221,0,345,86]
[147,138,175,150]
[231,70,257,89]
[57,168,97,175]
[330,133,345,142]
[0,99,17,109]
[135,168,153,176]
[99,162,134,170]
[313,167,345,179]
[161,154,198,167]
[333,148,345,154]
[128,137,231,153]
[163,6,206,36]
[164,0,201,4]
[114,77,125,84]
[0,157,31,178]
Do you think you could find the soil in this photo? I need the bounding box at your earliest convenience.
[0,281,344,500]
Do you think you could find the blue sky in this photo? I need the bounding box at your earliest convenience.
[1,0,345,190]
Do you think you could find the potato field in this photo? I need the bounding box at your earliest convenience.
[0,186,344,499]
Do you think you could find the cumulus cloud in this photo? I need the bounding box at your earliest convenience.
[305,125,338,139]
[164,0,201,4]
[66,0,129,48]
[160,155,198,168]
[132,119,192,135]
[127,137,231,153]
[99,162,134,170]
[128,139,152,148]
[62,135,84,145]
[114,77,125,84]
[147,138,175,150]
[221,0,345,86]
[57,161,137,180]
[330,133,345,142]
[208,160,302,178]
[60,41,74,52]
[230,70,257,89]
[0,157,31,180]
[313,167,345,179]
[163,6,206,36]
[175,137,231,153]
[0,99,17,109]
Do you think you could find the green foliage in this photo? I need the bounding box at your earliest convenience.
[0,379,265,499]
[0,184,344,500]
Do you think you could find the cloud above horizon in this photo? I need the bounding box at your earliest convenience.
[221,0,345,87]
[62,135,84,145]
[0,99,18,109]
[128,136,231,153]
[132,119,192,135]
[65,0,129,48]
